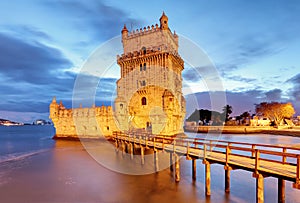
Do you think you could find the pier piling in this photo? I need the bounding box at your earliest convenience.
[130,143,134,159]
[141,146,145,165]
[170,153,173,172]
[278,178,285,203]
[204,161,211,196]
[175,153,180,182]
[154,149,159,172]
[256,174,264,203]
[225,167,231,193]
[192,159,196,180]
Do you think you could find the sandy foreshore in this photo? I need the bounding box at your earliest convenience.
[184,126,300,136]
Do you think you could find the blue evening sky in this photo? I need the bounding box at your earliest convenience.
[0,0,300,122]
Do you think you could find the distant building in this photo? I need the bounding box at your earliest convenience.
[250,116,270,126]
[33,119,51,125]
[0,118,23,126]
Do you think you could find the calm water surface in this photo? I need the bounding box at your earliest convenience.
[0,125,300,203]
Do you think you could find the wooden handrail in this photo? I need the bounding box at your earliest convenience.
[111,132,300,167]
[296,155,300,182]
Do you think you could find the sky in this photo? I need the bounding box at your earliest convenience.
[0,0,300,123]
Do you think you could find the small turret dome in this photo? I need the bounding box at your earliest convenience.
[121,24,128,34]
[160,12,169,30]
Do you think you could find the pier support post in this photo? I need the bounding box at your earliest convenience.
[278,178,285,203]
[130,143,133,160]
[192,159,196,180]
[115,140,119,153]
[121,141,125,156]
[154,149,159,172]
[141,146,145,165]
[170,153,173,172]
[224,166,231,193]
[203,161,211,196]
[175,153,180,182]
[256,173,264,203]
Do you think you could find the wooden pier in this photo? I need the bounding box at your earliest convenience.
[111,131,300,203]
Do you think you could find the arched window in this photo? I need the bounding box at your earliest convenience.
[141,97,147,105]
[142,47,146,54]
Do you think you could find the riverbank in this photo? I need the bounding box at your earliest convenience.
[184,126,300,137]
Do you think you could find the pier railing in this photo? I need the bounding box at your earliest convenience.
[111,131,300,203]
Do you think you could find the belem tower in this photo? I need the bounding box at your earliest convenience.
[49,13,186,138]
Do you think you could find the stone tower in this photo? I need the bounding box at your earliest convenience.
[115,12,186,135]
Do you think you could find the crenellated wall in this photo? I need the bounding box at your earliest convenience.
[49,97,117,139]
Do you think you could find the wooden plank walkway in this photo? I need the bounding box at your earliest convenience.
[111,131,300,203]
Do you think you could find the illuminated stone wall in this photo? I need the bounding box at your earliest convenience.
[50,13,186,137]
[49,97,117,138]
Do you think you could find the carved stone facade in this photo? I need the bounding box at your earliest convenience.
[50,13,186,138]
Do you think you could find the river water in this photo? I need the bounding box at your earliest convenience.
[0,125,300,203]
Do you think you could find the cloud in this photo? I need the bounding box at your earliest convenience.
[72,73,117,108]
[182,65,215,82]
[287,73,300,101]
[0,32,72,85]
[264,89,282,101]
[0,31,118,115]
[42,0,144,41]
[224,75,257,83]
[1,25,52,42]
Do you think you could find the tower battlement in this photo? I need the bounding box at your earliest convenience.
[124,24,178,41]
[121,12,179,54]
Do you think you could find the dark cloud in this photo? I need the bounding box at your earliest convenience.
[182,65,217,82]
[265,89,282,101]
[0,31,117,113]
[0,32,72,85]
[287,73,300,101]
[42,0,144,40]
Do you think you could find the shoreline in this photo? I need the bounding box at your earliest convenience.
[52,126,300,141]
[184,126,300,137]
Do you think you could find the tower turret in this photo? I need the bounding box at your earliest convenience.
[160,12,169,30]
[49,96,59,120]
[121,24,128,39]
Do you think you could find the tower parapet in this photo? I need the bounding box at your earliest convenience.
[121,12,179,54]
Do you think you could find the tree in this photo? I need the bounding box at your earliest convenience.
[240,111,251,125]
[255,102,295,127]
[222,105,233,122]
